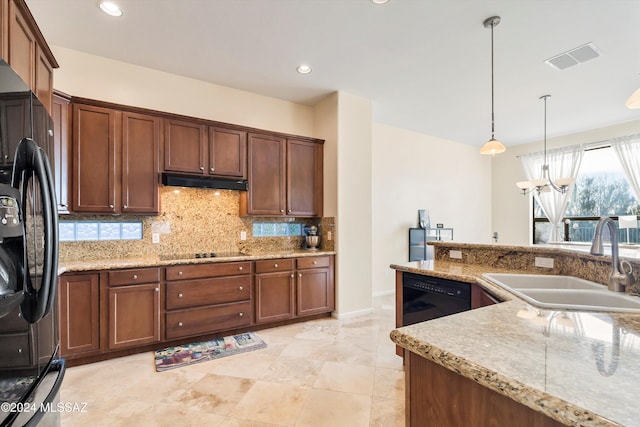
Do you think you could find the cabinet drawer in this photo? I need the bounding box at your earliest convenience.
[165,301,251,340]
[166,276,251,310]
[0,333,31,367]
[166,262,251,281]
[109,267,160,286]
[255,259,294,274]
[296,256,330,269]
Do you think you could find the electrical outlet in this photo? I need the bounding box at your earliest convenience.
[328,231,332,241]
[240,231,247,241]
[449,250,462,259]
[535,257,554,268]
[152,233,160,244]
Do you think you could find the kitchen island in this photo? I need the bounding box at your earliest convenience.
[391,243,640,427]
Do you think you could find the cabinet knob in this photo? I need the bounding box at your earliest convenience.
[288,209,291,213]
[239,266,243,271]
[274,263,278,268]
[313,261,317,265]
[124,205,128,209]
[109,204,114,209]
[280,209,284,213]
[210,167,215,172]
[155,287,159,292]
[178,271,183,276]
[238,286,244,291]
[298,273,303,277]
[18,348,22,354]
[290,274,294,278]
[178,293,183,298]
[200,166,205,170]
[238,312,244,317]
[132,274,138,280]
[178,322,183,327]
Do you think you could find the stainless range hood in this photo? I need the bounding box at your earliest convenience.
[161,173,248,191]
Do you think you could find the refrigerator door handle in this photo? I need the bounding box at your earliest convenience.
[20,359,66,427]
[12,138,59,324]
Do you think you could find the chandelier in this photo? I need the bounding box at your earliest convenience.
[516,95,575,195]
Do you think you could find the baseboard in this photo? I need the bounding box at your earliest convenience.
[372,289,395,297]
[331,307,374,319]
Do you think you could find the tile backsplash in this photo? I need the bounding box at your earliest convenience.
[59,186,335,261]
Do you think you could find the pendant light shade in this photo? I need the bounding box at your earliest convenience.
[480,16,506,156]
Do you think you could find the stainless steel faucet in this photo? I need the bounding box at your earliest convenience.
[590,217,635,292]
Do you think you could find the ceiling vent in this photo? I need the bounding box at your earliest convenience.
[544,42,601,70]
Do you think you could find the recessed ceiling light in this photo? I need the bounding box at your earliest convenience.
[372,0,390,4]
[99,1,123,17]
[296,64,312,74]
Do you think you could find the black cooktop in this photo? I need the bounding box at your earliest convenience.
[159,252,246,261]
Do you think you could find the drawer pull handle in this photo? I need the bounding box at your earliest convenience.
[239,266,243,271]
[274,263,278,268]
[238,312,244,317]
[133,274,138,280]
[178,322,183,327]
[178,293,183,298]
[238,286,244,291]
[178,271,183,276]
[313,261,317,265]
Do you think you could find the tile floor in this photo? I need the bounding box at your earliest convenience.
[60,294,405,426]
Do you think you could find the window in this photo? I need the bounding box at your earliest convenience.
[60,221,143,242]
[533,146,639,243]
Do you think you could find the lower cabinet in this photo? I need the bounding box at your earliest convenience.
[59,255,334,364]
[58,273,101,358]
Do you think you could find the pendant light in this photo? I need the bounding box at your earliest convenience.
[516,95,575,195]
[480,16,506,156]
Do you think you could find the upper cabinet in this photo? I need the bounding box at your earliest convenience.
[3,0,58,114]
[163,119,247,180]
[241,134,323,217]
[51,91,70,213]
[72,102,160,214]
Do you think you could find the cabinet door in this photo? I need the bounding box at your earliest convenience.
[34,44,53,113]
[121,112,160,214]
[109,283,160,350]
[72,104,119,213]
[255,271,295,323]
[7,0,35,89]
[51,93,70,213]
[287,139,323,217]
[58,273,100,357]
[243,133,286,216]
[0,95,28,169]
[296,268,333,316]
[163,118,206,174]
[208,127,247,178]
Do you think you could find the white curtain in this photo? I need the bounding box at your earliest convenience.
[520,145,585,242]
[611,134,640,202]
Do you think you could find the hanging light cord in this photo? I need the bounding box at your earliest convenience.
[490,20,496,140]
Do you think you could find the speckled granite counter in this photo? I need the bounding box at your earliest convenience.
[59,250,336,274]
[390,257,640,426]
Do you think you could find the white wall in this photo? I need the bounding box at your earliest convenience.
[371,123,493,294]
[52,46,315,137]
[492,118,640,245]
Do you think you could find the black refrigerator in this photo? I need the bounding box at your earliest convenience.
[0,61,64,426]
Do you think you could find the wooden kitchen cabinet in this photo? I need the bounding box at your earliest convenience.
[58,273,101,358]
[241,134,323,217]
[163,118,207,174]
[164,261,252,340]
[72,102,160,214]
[108,267,161,350]
[51,91,70,213]
[296,256,334,317]
[208,126,247,179]
[254,259,295,323]
[406,351,565,427]
[4,0,57,113]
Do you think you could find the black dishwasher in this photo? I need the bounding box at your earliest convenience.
[402,273,471,326]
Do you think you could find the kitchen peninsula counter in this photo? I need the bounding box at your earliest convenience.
[58,249,336,274]
[391,249,640,426]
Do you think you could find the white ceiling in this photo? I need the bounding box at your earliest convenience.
[25,0,640,148]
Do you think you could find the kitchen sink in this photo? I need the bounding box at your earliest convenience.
[482,273,640,313]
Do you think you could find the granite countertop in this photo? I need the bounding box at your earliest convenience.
[390,260,640,427]
[59,249,336,273]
